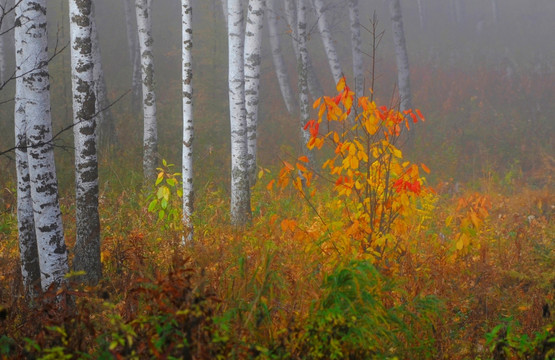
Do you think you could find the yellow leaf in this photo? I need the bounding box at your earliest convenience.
[336,77,346,92]
[350,156,359,169]
[258,169,264,179]
[313,98,321,109]
[333,132,339,143]
[456,239,464,250]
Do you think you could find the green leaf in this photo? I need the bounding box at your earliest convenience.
[158,210,165,220]
[166,178,176,187]
[161,198,168,210]
[148,199,158,212]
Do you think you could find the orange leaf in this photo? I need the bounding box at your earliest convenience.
[283,161,294,170]
[266,179,275,191]
[298,156,309,163]
[421,163,430,174]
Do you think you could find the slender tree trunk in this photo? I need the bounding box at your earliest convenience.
[312,0,342,85]
[136,0,158,181]
[220,0,228,28]
[491,0,498,24]
[14,3,41,297]
[297,0,311,161]
[123,0,141,112]
[91,4,115,148]
[266,0,296,114]
[347,0,363,99]
[283,0,322,99]
[416,0,425,29]
[228,0,251,226]
[17,0,69,291]
[0,1,6,86]
[389,0,413,114]
[244,0,266,186]
[69,0,101,285]
[182,0,194,242]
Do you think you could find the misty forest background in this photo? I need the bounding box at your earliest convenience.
[0,0,554,359]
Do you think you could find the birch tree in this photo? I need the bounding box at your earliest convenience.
[297,0,311,160]
[14,2,40,297]
[136,0,158,181]
[69,0,101,285]
[182,0,194,241]
[283,0,323,99]
[0,0,6,85]
[228,0,251,226]
[244,0,266,186]
[347,0,363,99]
[91,5,114,147]
[123,0,141,112]
[267,0,296,114]
[17,0,68,291]
[388,0,413,115]
[312,0,342,85]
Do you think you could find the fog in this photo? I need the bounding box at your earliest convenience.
[1,0,553,186]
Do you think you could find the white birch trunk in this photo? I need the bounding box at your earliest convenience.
[283,0,322,99]
[228,0,251,226]
[491,0,498,24]
[14,3,41,297]
[123,0,141,112]
[136,0,158,181]
[297,0,311,160]
[244,0,266,186]
[267,0,296,114]
[347,0,363,99]
[389,0,413,114]
[91,4,114,148]
[18,0,69,291]
[312,0,342,85]
[182,0,194,242]
[69,0,101,285]
[0,1,6,86]
[416,0,425,29]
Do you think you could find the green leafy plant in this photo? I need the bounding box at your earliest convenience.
[147,159,183,229]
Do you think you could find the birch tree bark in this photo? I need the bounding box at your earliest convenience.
[283,0,322,99]
[228,0,251,226]
[91,4,115,147]
[389,0,413,114]
[69,0,101,285]
[244,0,266,186]
[14,2,41,297]
[491,0,498,24]
[416,0,425,29]
[123,0,141,112]
[136,0,158,181]
[297,0,311,161]
[312,0,342,85]
[17,0,69,291]
[267,0,296,114]
[181,0,194,242]
[220,0,228,28]
[347,0,363,99]
[0,1,6,86]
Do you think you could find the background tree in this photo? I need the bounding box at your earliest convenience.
[17,0,68,291]
[283,0,322,99]
[69,0,101,285]
[244,0,266,186]
[312,0,342,85]
[347,0,363,100]
[0,0,6,85]
[136,0,158,181]
[228,0,251,226]
[266,0,296,114]
[388,0,413,117]
[123,0,141,113]
[182,0,193,242]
